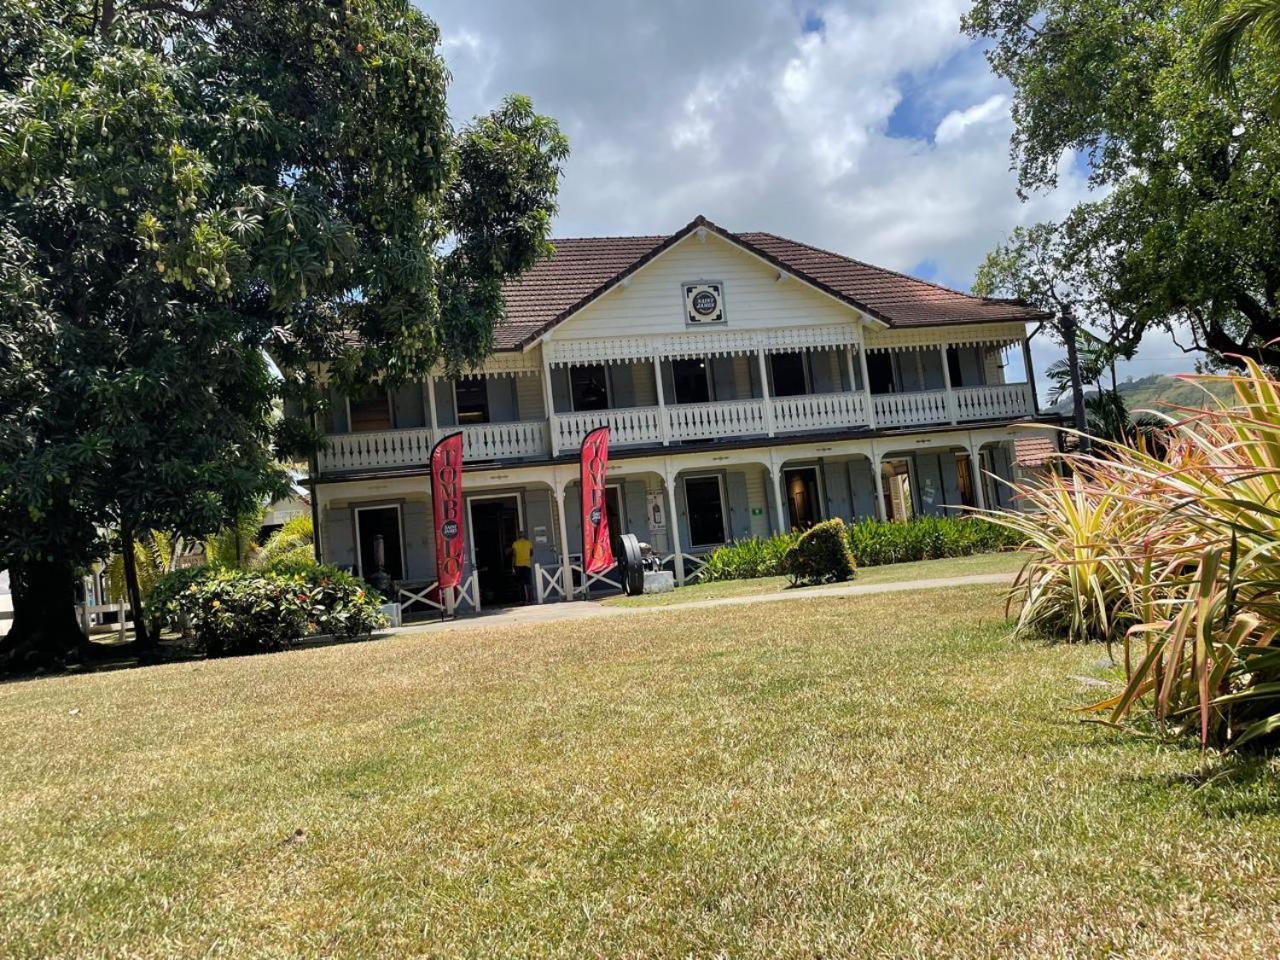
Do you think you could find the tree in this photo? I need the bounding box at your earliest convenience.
[1200,0,1280,116]
[964,0,1280,372]
[0,1,567,671]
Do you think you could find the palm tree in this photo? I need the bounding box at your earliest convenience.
[1200,0,1280,115]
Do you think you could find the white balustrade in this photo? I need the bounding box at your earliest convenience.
[460,420,548,461]
[318,426,436,473]
[873,390,950,429]
[552,407,664,451]
[953,383,1033,422]
[667,399,768,442]
[772,391,869,434]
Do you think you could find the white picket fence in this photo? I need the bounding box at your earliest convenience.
[395,571,481,619]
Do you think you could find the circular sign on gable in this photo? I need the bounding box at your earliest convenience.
[691,290,719,316]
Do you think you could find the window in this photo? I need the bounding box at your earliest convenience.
[784,467,823,530]
[946,345,987,388]
[454,378,489,424]
[671,358,711,404]
[569,364,610,411]
[866,351,896,395]
[769,352,809,397]
[349,386,391,432]
[956,453,976,508]
[683,475,727,547]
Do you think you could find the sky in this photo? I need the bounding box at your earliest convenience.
[418,0,1191,388]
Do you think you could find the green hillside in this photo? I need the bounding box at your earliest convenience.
[1048,373,1236,417]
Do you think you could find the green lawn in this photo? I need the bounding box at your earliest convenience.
[601,550,1026,607]
[3,582,1280,958]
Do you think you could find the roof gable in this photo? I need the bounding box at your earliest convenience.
[495,215,1049,350]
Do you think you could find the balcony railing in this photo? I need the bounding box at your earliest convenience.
[317,382,1035,474]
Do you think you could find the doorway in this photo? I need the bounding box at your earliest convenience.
[469,494,523,606]
[881,459,915,521]
[355,505,405,581]
[683,475,727,548]
[783,466,823,530]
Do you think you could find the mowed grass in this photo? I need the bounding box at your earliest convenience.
[601,550,1025,607]
[3,585,1280,958]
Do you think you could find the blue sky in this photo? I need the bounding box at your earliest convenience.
[420,0,1190,386]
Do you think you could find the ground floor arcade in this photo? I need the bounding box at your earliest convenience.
[311,425,1043,612]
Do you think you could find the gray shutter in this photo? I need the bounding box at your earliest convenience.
[848,459,876,520]
[675,478,690,552]
[551,367,572,414]
[991,447,1014,508]
[823,460,852,521]
[661,361,676,404]
[324,508,355,570]
[710,356,739,401]
[915,454,945,516]
[726,471,751,541]
[434,380,457,426]
[610,365,637,408]
[940,453,963,512]
[622,479,649,543]
[920,350,946,390]
[810,351,839,393]
[401,501,433,579]
[565,483,582,558]
[392,383,426,429]
[524,489,558,566]
[328,385,350,434]
[486,375,519,423]
[763,469,780,534]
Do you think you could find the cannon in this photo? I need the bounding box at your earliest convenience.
[616,533,672,596]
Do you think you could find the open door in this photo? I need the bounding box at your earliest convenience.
[469,495,522,605]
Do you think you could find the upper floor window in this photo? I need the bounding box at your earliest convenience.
[866,351,896,395]
[769,351,809,397]
[455,378,489,424]
[349,386,392,432]
[946,345,989,388]
[671,358,711,404]
[569,365,610,411]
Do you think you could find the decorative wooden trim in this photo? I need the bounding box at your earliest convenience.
[864,322,1025,351]
[544,324,863,367]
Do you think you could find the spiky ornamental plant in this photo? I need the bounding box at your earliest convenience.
[0,0,567,670]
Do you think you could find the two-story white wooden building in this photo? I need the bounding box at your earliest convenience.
[308,216,1055,609]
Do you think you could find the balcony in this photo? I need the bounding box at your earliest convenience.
[316,382,1035,475]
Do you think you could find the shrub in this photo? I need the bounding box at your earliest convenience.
[847,515,1021,567]
[701,532,799,582]
[156,564,385,657]
[254,515,316,570]
[783,519,856,585]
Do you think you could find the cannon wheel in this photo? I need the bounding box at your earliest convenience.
[619,533,645,596]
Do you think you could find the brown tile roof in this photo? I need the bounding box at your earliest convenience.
[1014,435,1059,467]
[496,215,1050,350]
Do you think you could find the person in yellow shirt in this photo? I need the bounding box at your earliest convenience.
[509,530,535,603]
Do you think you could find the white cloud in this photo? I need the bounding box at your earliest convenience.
[415,0,1186,382]
[934,93,1008,143]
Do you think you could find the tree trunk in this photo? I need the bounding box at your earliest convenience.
[120,525,153,651]
[1061,308,1091,454]
[0,559,87,674]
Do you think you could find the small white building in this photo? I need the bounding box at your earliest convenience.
[308,216,1054,608]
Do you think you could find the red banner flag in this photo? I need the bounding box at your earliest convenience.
[580,425,615,576]
[430,432,465,591]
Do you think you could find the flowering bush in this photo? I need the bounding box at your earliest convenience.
[153,564,385,656]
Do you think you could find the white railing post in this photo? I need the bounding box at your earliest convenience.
[542,351,558,455]
[653,356,670,446]
[859,347,877,429]
[757,348,776,437]
[940,344,958,424]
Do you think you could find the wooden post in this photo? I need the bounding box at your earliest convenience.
[757,348,776,436]
[940,344,958,424]
[859,347,877,429]
[969,442,987,510]
[653,356,670,445]
[426,374,438,434]
[872,452,888,521]
[556,479,573,600]
[664,467,685,585]
[1021,336,1039,414]
[542,351,558,455]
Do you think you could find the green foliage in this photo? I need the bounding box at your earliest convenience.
[702,518,1020,584]
[253,515,315,571]
[1199,0,1280,115]
[0,1,566,657]
[701,533,799,582]
[783,520,857,586]
[157,564,384,657]
[964,0,1280,372]
[847,516,1021,567]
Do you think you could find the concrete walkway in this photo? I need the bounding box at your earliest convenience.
[389,571,1015,637]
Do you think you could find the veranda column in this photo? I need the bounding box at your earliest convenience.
[426,374,439,435]
[555,478,574,600]
[872,450,888,521]
[858,346,877,429]
[757,348,776,436]
[663,466,686,585]
[940,344,958,424]
[653,355,670,445]
[542,351,559,455]
[1021,336,1040,414]
[768,452,787,534]
[968,442,987,511]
